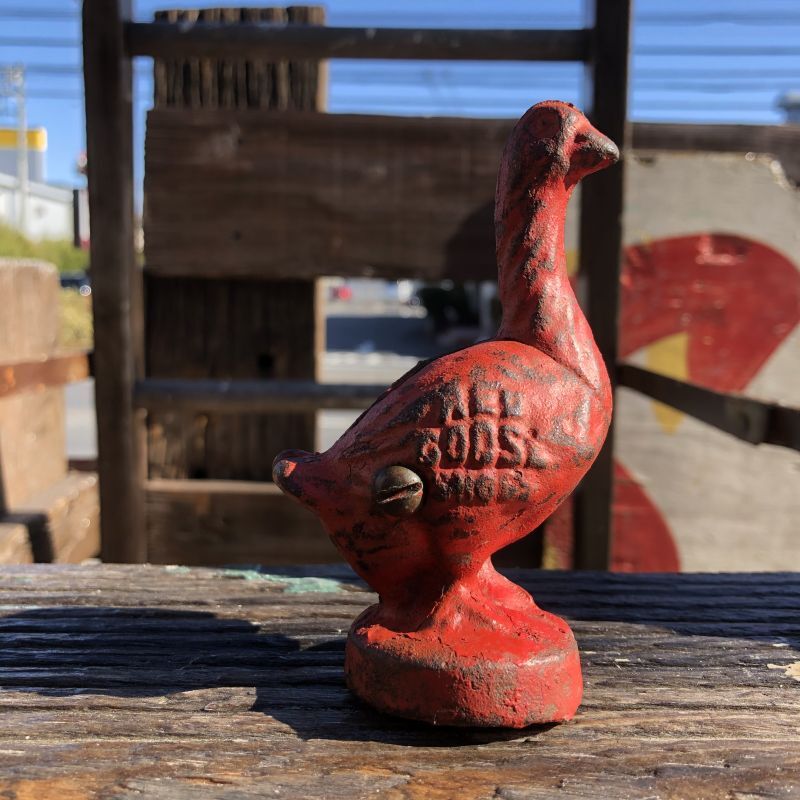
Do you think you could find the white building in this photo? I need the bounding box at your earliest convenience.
[0,171,74,241]
[0,126,75,242]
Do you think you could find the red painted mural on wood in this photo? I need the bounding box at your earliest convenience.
[571,234,800,572]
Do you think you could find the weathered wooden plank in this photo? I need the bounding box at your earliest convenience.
[128,22,590,62]
[3,562,800,591]
[0,260,61,363]
[0,566,797,798]
[0,705,797,743]
[82,0,145,563]
[0,683,796,714]
[152,7,327,110]
[144,112,798,282]
[0,639,797,673]
[143,110,510,279]
[633,121,800,184]
[0,353,89,399]
[0,390,66,508]
[13,472,100,563]
[145,277,321,481]
[0,260,68,512]
[145,479,337,565]
[0,740,796,800]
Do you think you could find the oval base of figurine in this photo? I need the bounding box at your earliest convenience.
[345,609,583,728]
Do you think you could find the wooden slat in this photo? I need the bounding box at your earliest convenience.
[0,261,69,510]
[573,0,632,571]
[144,112,798,281]
[0,353,89,399]
[0,260,61,364]
[145,479,337,565]
[0,390,66,508]
[633,122,800,184]
[127,22,590,62]
[618,364,800,452]
[633,121,800,152]
[82,0,145,563]
[135,378,383,413]
[144,110,511,279]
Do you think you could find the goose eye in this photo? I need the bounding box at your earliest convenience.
[373,466,424,517]
[531,109,561,139]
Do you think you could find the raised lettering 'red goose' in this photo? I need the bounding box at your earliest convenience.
[273,101,618,728]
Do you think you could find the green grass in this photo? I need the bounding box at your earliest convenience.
[0,223,89,274]
[59,289,93,351]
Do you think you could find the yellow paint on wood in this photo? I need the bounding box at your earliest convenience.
[0,127,47,151]
[566,249,578,277]
[645,331,689,433]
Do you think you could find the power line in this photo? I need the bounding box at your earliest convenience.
[16,86,780,112]
[17,75,799,94]
[6,8,800,25]
[14,62,800,81]
[638,46,800,56]
[0,37,80,48]
[0,9,79,21]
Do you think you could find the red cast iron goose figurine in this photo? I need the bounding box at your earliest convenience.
[273,100,619,728]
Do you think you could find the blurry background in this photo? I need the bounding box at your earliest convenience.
[0,0,798,570]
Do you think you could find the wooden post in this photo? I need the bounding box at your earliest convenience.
[574,0,632,569]
[82,0,146,562]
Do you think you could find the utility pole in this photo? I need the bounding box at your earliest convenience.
[12,66,28,236]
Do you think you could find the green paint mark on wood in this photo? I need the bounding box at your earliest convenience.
[214,568,345,594]
[159,564,351,593]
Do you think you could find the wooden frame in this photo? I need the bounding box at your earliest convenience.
[84,0,800,568]
[0,353,90,399]
[83,0,145,563]
[83,0,629,567]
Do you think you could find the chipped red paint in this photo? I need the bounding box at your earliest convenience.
[273,101,617,728]
[621,233,800,393]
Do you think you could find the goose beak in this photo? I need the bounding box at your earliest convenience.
[272,449,316,501]
[568,129,620,180]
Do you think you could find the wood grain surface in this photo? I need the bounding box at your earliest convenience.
[0,565,797,798]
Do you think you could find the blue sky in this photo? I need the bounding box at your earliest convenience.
[0,0,798,192]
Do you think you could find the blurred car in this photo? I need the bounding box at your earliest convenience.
[330,284,353,301]
[60,272,92,297]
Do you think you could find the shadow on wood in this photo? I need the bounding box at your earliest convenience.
[7,604,545,746]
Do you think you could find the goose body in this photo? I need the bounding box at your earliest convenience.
[274,101,618,726]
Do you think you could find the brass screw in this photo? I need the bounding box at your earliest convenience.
[373,466,424,517]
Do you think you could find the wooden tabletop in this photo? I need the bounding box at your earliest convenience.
[0,565,797,799]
